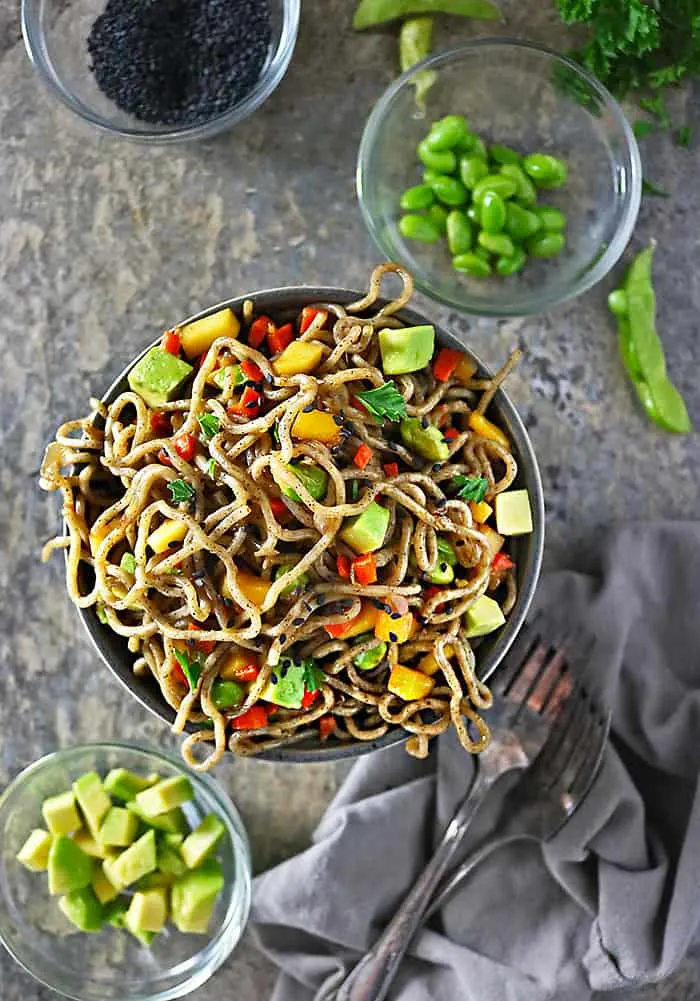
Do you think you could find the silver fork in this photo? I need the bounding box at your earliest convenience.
[334,621,579,1001]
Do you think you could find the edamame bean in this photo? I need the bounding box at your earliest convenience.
[446,210,473,255]
[523,153,568,189]
[478,231,515,257]
[399,214,441,243]
[499,164,537,206]
[427,203,449,234]
[535,206,567,232]
[479,190,506,234]
[425,114,469,151]
[459,155,489,190]
[527,232,566,258]
[607,289,628,317]
[417,141,457,174]
[474,246,491,262]
[472,174,518,204]
[489,144,522,165]
[466,204,481,224]
[496,247,527,275]
[428,174,468,206]
[456,132,476,154]
[453,252,491,277]
[504,202,541,242]
[470,137,488,159]
[400,184,435,211]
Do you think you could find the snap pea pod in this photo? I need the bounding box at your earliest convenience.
[399,17,436,110]
[353,0,501,29]
[609,243,691,434]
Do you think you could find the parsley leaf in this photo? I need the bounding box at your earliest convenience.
[356,382,407,422]
[639,94,670,128]
[453,475,488,502]
[676,126,692,148]
[168,479,195,504]
[632,120,655,140]
[173,648,203,690]
[197,413,221,441]
[207,457,217,480]
[302,659,327,693]
[642,178,670,198]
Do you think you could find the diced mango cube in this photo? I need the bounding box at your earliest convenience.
[388,665,435,701]
[272,341,325,377]
[418,645,453,676]
[292,410,341,444]
[375,610,414,644]
[454,356,478,383]
[469,500,492,523]
[180,308,240,360]
[219,647,258,681]
[148,519,188,554]
[468,413,509,447]
[325,601,378,639]
[221,570,272,606]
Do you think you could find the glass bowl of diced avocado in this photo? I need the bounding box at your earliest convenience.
[357,38,642,317]
[0,742,251,1001]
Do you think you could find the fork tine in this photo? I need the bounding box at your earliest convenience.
[526,676,583,780]
[565,707,611,806]
[542,693,597,793]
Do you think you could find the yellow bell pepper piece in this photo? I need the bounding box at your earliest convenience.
[468,412,509,448]
[469,500,493,523]
[219,647,259,681]
[325,602,378,639]
[179,308,240,360]
[292,409,341,444]
[418,645,453,676]
[147,519,188,554]
[375,610,414,643]
[272,341,324,377]
[222,570,271,606]
[388,665,435,701]
[454,356,478,383]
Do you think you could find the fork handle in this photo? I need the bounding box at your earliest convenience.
[335,768,490,1001]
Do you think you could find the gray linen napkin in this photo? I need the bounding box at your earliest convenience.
[251,523,700,1000]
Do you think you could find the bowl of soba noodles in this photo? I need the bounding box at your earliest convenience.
[40,264,544,769]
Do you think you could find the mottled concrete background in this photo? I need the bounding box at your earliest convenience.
[1,0,699,997]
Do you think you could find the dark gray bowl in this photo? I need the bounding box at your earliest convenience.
[75,286,545,762]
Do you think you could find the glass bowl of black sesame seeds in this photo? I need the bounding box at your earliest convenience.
[21,0,299,141]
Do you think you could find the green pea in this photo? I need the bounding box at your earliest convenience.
[523,153,568,189]
[472,174,518,205]
[466,204,481,224]
[400,184,435,211]
[496,247,527,275]
[489,144,522,166]
[535,206,567,232]
[452,252,491,277]
[479,191,506,234]
[474,246,491,262]
[428,174,468,207]
[399,214,441,243]
[478,231,515,257]
[425,114,469,151]
[459,155,489,190]
[527,232,566,258]
[504,202,541,242]
[499,164,537,206]
[418,140,457,174]
[427,203,449,235]
[608,288,628,318]
[446,210,473,255]
[470,136,488,160]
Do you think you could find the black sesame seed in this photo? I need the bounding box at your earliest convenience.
[421,418,429,429]
[168,541,180,549]
[440,562,447,572]
[435,499,447,509]
[332,415,344,426]
[345,422,357,435]
[390,612,401,620]
[245,400,258,409]
[222,597,233,608]
[271,673,278,684]
[293,617,304,626]
[280,664,288,678]
[433,464,443,472]
[279,633,287,644]
[265,373,274,384]
[372,599,384,609]
[416,614,427,626]
[383,603,392,613]
[455,540,465,546]
[389,631,398,642]
[303,404,314,413]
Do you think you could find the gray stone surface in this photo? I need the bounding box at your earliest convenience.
[0,0,699,999]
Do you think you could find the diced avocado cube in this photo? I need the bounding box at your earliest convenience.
[172,896,217,935]
[171,858,224,929]
[48,835,94,895]
[137,870,176,890]
[164,832,184,848]
[211,363,244,392]
[58,886,104,932]
[494,489,533,536]
[437,537,458,565]
[275,463,328,503]
[465,595,506,638]
[109,829,157,888]
[134,775,194,817]
[340,501,390,554]
[92,862,120,904]
[157,842,187,876]
[260,660,306,709]
[104,768,158,802]
[181,815,226,869]
[42,790,81,835]
[127,924,156,947]
[273,564,311,598]
[100,806,139,847]
[102,855,125,891]
[378,325,435,375]
[400,417,449,462]
[427,561,454,585]
[73,771,112,837]
[127,346,193,409]
[127,800,188,834]
[211,679,245,710]
[126,888,168,934]
[73,829,106,859]
[353,642,387,671]
[104,895,129,928]
[16,829,53,871]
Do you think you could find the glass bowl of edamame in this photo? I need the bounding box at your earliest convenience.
[357,39,642,317]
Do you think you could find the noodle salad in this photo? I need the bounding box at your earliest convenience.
[40,264,534,770]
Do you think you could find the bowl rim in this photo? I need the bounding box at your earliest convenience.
[0,740,252,1001]
[70,284,545,762]
[20,0,300,142]
[357,36,642,317]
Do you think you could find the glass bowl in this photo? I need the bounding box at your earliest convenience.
[20,0,299,142]
[0,742,251,1000]
[357,39,642,317]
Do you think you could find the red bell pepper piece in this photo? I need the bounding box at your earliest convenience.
[299,307,328,334]
[162,329,181,355]
[433,347,463,383]
[171,660,187,686]
[492,551,515,572]
[187,622,216,655]
[352,553,377,585]
[423,586,445,612]
[150,411,172,436]
[267,323,294,355]
[350,395,367,412]
[301,689,319,709]
[174,433,197,462]
[353,443,373,470]
[241,359,264,383]
[443,428,459,441]
[319,715,336,741]
[336,555,351,579]
[382,462,399,478]
[228,385,262,419]
[248,316,275,349]
[269,497,291,523]
[231,704,269,730]
[158,447,174,467]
